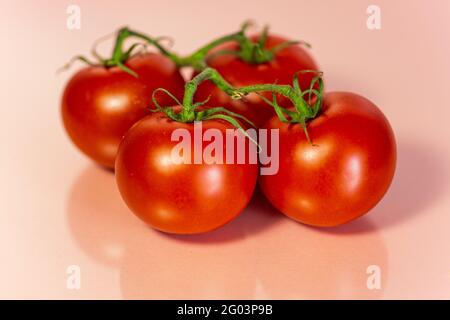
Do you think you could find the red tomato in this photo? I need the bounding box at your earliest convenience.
[115,111,258,234]
[194,35,318,127]
[259,92,396,227]
[61,53,185,169]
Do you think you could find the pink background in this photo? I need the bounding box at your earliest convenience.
[1,0,450,299]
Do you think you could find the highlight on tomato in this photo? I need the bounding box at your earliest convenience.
[115,73,259,234]
[61,28,185,169]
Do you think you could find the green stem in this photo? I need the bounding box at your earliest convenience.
[150,67,323,144]
[237,84,311,118]
[177,32,242,70]
[179,68,233,121]
[61,23,306,76]
[123,23,300,70]
[101,27,139,76]
[110,27,130,63]
[125,29,181,64]
[182,68,317,122]
[126,28,246,70]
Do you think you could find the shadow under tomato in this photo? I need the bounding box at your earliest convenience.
[315,139,449,234]
[371,139,449,229]
[166,188,284,244]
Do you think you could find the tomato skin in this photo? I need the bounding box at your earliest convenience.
[61,53,185,169]
[259,92,396,227]
[115,111,258,234]
[194,35,318,127]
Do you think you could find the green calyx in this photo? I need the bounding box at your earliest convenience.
[152,67,324,144]
[179,21,309,67]
[218,22,307,65]
[151,85,258,146]
[149,67,262,146]
[235,69,324,143]
[58,26,154,77]
[151,87,255,129]
[250,71,324,143]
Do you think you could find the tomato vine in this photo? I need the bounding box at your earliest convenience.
[60,22,310,76]
[155,67,324,143]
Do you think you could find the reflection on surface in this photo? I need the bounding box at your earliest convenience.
[120,231,259,299]
[119,191,282,299]
[119,214,387,299]
[66,165,141,267]
[252,218,387,299]
[68,166,388,299]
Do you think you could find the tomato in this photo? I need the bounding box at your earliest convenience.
[61,53,185,169]
[194,35,318,127]
[259,92,396,227]
[115,111,258,234]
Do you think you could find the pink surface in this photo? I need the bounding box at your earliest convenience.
[1,0,450,299]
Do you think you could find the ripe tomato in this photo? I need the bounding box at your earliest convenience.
[61,53,185,169]
[259,92,396,227]
[115,111,258,234]
[194,35,318,127]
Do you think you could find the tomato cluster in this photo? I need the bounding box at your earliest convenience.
[61,24,396,234]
